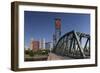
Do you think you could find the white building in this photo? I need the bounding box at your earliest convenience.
[39,38,45,49]
[30,38,34,50]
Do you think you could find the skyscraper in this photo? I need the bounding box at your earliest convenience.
[39,38,45,49]
[32,41,39,52]
[30,38,40,52]
[30,38,34,50]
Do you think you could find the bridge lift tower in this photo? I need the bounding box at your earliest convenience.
[53,18,61,48]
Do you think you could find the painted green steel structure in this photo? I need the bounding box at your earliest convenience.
[53,30,90,59]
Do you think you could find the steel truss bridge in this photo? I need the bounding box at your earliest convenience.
[52,30,90,59]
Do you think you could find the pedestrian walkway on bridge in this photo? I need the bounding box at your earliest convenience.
[48,53,73,60]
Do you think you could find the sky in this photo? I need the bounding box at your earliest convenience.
[24,11,90,48]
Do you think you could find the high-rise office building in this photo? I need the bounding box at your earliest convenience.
[39,38,45,49]
[45,42,53,51]
[32,41,39,52]
[30,38,34,50]
[30,38,40,52]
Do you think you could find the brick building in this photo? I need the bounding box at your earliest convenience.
[30,40,40,52]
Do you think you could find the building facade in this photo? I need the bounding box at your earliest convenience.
[30,39,40,52]
[45,42,53,51]
[32,41,39,52]
[39,38,45,49]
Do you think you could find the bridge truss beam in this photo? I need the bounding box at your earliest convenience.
[52,30,90,59]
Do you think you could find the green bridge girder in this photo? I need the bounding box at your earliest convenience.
[52,30,90,59]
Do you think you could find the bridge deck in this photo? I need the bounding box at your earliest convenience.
[48,53,73,60]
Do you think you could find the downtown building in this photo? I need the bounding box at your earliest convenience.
[30,38,46,51]
[45,42,53,51]
[39,38,45,50]
[30,38,39,52]
[30,38,53,51]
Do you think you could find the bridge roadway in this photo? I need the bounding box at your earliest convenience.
[48,53,73,60]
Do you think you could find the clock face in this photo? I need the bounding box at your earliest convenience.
[55,20,61,29]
